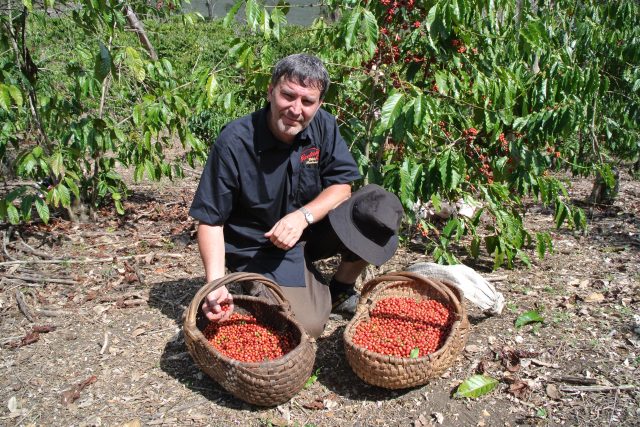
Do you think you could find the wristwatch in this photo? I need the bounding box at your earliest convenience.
[299,206,314,225]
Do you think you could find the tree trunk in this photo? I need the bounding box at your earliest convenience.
[124,5,158,61]
[206,0,214,20]
[588,167,619,205]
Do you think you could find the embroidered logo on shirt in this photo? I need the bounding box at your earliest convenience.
[300,147,320,165]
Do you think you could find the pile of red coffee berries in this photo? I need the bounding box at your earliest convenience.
[204,312,296,363]
[352,297,453,358]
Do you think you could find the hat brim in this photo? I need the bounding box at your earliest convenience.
[328,185,399,266]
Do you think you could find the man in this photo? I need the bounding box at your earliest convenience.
[190,53,403,338]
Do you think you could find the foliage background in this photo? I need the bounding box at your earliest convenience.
[1,0,638,268]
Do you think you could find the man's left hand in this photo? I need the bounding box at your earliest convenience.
[265,210,308,250]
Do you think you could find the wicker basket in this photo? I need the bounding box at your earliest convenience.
[183,272,316,406]
[343,271,469,389]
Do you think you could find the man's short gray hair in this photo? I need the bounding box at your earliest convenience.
[271,54,330,99]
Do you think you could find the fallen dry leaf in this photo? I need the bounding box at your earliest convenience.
[546,383,562,400]
[60,375,98,406]
[303,399,325,410]
[465,344,482,353]
[8,396,18,413]
[323,396,339,410]
[508,380,530,399]
[584,292,605,303]
[8,332,40,349]
[131,328,146,337]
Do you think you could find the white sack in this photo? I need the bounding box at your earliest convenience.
[406,262,505,315]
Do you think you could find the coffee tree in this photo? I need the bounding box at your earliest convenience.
[0,0,206,222]
[220,0,639,267]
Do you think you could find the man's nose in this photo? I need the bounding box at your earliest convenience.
[288,98,302,115]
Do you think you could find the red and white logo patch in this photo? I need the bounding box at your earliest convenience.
[300,147,320,165]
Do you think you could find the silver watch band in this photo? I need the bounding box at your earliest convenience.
[299,206,314,225]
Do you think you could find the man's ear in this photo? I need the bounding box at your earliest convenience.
[267,83,273,98]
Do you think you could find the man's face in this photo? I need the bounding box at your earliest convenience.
[267,77,323,143]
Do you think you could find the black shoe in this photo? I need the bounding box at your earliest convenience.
[331,288,358,316]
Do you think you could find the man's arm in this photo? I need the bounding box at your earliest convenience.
[265,183,351,250]
[197,222,233,321]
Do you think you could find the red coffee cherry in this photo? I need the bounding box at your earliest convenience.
[352,297,453,358]
[204,313,296,362]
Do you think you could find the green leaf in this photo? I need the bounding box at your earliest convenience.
[536,232,547,260]
[304,368,321,389]
[399,159,421,208]
[438,150,451,189]
[94,41,112,83]
[573,208,586,231]
[380,92,404,130]
[133,104,142,126]
[223,91,232,110]
[50,151,64,177]
[344,8,362,51]
[115,199,124,215]
[8,85,23,108]
[20,195,34,221]
[23,0,33,11]
[35,198,50,224]
[270,7,286,41]
[361,9,378,56]
[0,85,11,111]
[124,47,145,82]
[245,0,259,30]
[7,204,19,224]
[144,160,156,180]
[515,310,544,328]
[431,193,441,213]
[516,250,531,267]
[64,177,80,200]
[409,347,419,358]
[223,0,243,27]
[426,4,438,28]
[260,8,270,38]
[442,217,460,239]
[454,375,499,399]
[434,71,448,94]
[470,237,480,258]
[512,116,528,131]
[206,71,219,106]
[554,201,568,229]
[57,184,71,208]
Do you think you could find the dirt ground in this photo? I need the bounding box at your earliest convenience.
[1,169,639,427]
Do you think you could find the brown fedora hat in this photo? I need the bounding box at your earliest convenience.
[328,184,404,266]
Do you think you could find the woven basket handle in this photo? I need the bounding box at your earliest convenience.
[185,272,291,322]
[394,271,464,317]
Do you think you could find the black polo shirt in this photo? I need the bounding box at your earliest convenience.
[189,105,361,286]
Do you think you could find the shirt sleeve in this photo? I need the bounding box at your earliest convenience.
[319,113,362,187]
[189,139,238,226]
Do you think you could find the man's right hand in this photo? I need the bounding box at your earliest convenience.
[202,285,234,321]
